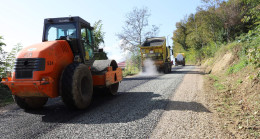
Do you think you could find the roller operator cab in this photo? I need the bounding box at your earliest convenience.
[1,16,123,110]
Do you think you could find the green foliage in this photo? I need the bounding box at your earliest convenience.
[209,74,219,81]
[123,59,140,77]
[0,36,7,77]
[6,43,23,72]
[209,74,226,90]
[123,66,139,77]
[172,0,259,64]
[238,25,260,68]
[184,48,197,64]
[241,0,260,29]
[92,20,108,59]
[93,51,108,60]
[173,20,188,50]
[0,83,12,107]
[130,52,141,70]
[0,37,23,78]
[93,20,105,50]
[227,58,248,74]
[201,41,219,57]
[236,79,243,84]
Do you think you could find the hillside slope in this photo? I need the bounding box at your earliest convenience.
[202,39,259,138]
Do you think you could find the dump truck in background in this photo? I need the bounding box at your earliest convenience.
[140,37,172,73]
[174,53,185,66]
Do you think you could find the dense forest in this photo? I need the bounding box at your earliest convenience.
[172,0,259,68]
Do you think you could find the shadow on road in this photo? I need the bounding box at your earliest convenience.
[166,101,211,112]
[123,76,159,81]
[169,70,205,75]
[25,91,211,124]
[170,66,205,75]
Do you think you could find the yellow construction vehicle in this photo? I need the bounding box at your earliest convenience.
[140,37,173,73]
[174,53,185,66]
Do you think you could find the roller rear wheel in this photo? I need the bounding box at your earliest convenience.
[106,83,119,95]
[14,96,48,110]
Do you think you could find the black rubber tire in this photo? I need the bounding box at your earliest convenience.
[106,82,119,95]
[14,95,48,110]
[60,63,93,109]
[164,64,169,74]
[168,64,172,72]
[182,58,186,66]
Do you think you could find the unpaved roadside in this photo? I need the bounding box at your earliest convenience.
[151,67,225,138]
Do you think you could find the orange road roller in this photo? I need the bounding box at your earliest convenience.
[1,16,123,110]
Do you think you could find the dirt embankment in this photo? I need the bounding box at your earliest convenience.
[202,50,260,138]
[151,67,225,138]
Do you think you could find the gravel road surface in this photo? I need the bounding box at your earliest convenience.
[151,67,224,138]
[0,66,194,139]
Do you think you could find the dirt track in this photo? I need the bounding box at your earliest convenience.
[151,67,224,138]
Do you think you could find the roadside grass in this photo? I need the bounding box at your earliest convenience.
[123,67,140,77]
[0,84,13,107]
[226,58,248,75]
[203,34,260,138]
[205,65,260,138]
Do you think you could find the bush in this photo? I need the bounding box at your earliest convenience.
[0,83,12,107]
[238,25,260,68]
[227,59,248,74]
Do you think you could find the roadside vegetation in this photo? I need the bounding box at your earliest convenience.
[172,0,259,137]
[204,28,259,138]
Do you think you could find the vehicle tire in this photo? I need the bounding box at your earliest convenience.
[60,63,93,109]
[182,58,185,66]
[14,95,48,110]
[168,64,171,72]
[164,64,169,74]
[106,82,119,95]
[142,67,145,72]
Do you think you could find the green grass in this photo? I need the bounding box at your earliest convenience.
[227,59,248,74]
[209,74,219,81]
[214,82,225,90]
[236,79,243,84]
[208,74,226,90]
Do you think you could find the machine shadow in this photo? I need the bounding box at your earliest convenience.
[169,69,205,75]
[25,91,211,124]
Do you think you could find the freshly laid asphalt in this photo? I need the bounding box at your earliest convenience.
[0,66,194,139]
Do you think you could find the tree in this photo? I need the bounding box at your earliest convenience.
[93,20,105,50]
[117,7,159,53]
[92,20,108,60]
[173,20,188,50]
[241,0,260,29]
[0,36,7,77]
[6,43,23,72]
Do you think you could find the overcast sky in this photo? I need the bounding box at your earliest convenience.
[0,0,202,62]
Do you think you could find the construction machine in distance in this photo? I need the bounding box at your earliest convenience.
[1,16,123,110]
[174,53,185,66]
[140,37,173,73]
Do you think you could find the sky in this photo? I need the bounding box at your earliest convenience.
[0,0,203,62]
